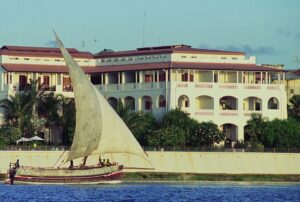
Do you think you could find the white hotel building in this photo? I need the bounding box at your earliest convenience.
[0,45,287,143]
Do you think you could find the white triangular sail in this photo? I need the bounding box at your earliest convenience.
[54,32,148,162]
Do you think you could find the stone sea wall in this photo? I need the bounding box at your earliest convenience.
[0,151,299,174]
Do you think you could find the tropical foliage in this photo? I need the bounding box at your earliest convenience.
[244,113,266,142]
[288,95,300,121]
[261,118,300,148]
[0,79,76,146]
[191,121,225,147]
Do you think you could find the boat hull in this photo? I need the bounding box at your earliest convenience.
[7,165,123,185]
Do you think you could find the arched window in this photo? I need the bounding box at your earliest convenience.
[124,96,135,110]
[178,95,189,108]
[268,97,279,109]
[158,95,166,108]
[219,96,238,110]
[142,96,152,110]
[196,96,214,109]
[107,97,118,109]
[243,97,262,111]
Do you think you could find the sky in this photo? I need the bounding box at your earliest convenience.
[0,0,299,69]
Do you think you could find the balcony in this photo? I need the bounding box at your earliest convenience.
[175,82,284,91]
[96,82,166,92]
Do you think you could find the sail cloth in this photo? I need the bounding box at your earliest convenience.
[54,32,148,162]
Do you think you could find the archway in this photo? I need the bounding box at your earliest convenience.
[243,96,262,111]
[196,95,214,109]
[158,95,166,108]
[268,97,279,109]
[219,96,238,110]
[221,123,238,147]
[178,95,189,108]
[142,95,152,111]
[124,96,135,110]
[107,97,118,109]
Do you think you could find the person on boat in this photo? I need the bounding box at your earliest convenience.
[69,160,74,169]
[80,156,88,167]
[15,159,20,169]
[98,158,103,167]
[106,159,111,166]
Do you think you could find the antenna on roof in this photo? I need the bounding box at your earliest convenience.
[142,11,146,47]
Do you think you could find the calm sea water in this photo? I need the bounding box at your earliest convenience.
[0,182,299,202]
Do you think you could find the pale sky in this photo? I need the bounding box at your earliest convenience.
[0,0,299,69]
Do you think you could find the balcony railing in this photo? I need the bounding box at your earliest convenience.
[219,110,239,116]
[195,109,214,116]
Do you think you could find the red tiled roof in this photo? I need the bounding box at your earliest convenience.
[170,62,280,72]
[0,45,93,59]
[1,62,281,74]
[95,45,245,58]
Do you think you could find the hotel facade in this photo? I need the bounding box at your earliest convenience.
[0,45,287,143]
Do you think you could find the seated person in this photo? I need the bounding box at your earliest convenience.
[106,159,111,166]
[15,159,20,169]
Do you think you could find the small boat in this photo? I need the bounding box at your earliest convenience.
[5,32,148,185]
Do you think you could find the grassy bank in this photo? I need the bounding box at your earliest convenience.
[123,172,300,182]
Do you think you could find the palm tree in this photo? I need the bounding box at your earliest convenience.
[244,113,266,142]
[56,95,75,146]
[38,92,61,143]
[0,94,30,141]
[0,79,47,143]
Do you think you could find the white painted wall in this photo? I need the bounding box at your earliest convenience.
[0,151,299,174]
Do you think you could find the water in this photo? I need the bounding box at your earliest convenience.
[0,182,299,202]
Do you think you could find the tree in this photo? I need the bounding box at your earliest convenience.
[190,121,225,147]
[160,108,199,146]
[244,113,266,142]
[261,118,300,148]
[38,92,61,143]
[57,96,75,146]
[289,95,300,121]
[148,126,186,148]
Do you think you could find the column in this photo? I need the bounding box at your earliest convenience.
[212,70,215,83]
[238,125,244,141]
[265,72,268,84]
[135,71,138,89]
[165,69,169,112]
[241,71,244,84]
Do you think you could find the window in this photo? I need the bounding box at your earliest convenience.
[159,72,166,81]
[159,96,166,108]
[91,75,101,84]
[290,89,294,94]
[190,74,194,82]
[182,73,188,82]
[145,74,153,82]
[19,75,27,91]
[145,101,152,110]
[63,77,73,92]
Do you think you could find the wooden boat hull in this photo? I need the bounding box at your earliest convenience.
[6,165,123,185]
